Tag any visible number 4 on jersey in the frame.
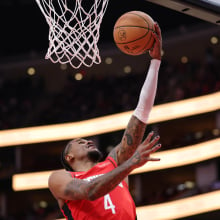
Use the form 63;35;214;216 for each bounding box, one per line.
104;194;116;214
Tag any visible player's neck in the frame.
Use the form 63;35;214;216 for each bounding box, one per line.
73;160;97;172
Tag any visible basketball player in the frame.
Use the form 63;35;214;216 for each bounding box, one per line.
48;23;162;220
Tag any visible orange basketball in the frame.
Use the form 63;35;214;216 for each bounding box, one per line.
113;11;155;56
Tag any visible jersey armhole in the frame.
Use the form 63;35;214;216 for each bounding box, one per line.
69;171;75;178
106;156;118;168
107;156;130;189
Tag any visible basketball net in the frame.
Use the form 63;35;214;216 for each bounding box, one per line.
35;0;109;68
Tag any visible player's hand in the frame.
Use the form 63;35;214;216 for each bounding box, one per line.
149;22;162;60
130;131;161;169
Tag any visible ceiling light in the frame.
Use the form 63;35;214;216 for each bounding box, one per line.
27;67;36;76
105;57;112;64
60;64;68;70
124;65;132;73
75;73;83;80
181;56;188;64
210;36;218;44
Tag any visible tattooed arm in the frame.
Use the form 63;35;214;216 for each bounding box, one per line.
48;133;161;206
108;116;147;165
109;23;162;165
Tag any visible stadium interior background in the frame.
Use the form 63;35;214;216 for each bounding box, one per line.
0;0;220;219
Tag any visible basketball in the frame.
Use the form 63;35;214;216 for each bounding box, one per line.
113;11;155;56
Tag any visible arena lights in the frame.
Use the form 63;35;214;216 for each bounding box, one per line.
132;137;220;174
210;36;219;44
181;56;188;64
105;57;113;64
13;170;52;191
136;191;220;220
1;92;220;147
56;191;220;220
123;65;132;73
27;67;36;76
12;137;220;191
60;63;68;70
75;72;83;80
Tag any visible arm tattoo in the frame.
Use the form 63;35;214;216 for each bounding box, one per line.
64;151;140;201
87;161;133;200
64;166;133;201
119;116;146;163
131;151;141;166
64;179;88;200
125;133;133;145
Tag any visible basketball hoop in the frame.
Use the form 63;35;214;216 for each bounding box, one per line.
35;0;109;68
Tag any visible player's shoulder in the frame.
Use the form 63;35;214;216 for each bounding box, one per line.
49;169;72;182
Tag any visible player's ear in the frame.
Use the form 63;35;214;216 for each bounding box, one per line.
65;154;74;162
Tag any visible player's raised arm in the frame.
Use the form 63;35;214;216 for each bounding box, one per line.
109;23;162;165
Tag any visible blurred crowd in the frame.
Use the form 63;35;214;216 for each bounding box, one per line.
0;48;219;130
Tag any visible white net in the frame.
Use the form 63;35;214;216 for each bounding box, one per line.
35;0;109;68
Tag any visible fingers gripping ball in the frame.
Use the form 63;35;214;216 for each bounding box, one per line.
113;11;155;56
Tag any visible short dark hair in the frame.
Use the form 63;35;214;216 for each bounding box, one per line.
61;141;74;171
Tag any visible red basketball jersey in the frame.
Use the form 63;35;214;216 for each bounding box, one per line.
61;156;136;220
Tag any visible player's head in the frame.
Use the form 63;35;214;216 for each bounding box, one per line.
61;138;103;171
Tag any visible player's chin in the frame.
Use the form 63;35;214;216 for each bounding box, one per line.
90;148;101;155
88;149;103;162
